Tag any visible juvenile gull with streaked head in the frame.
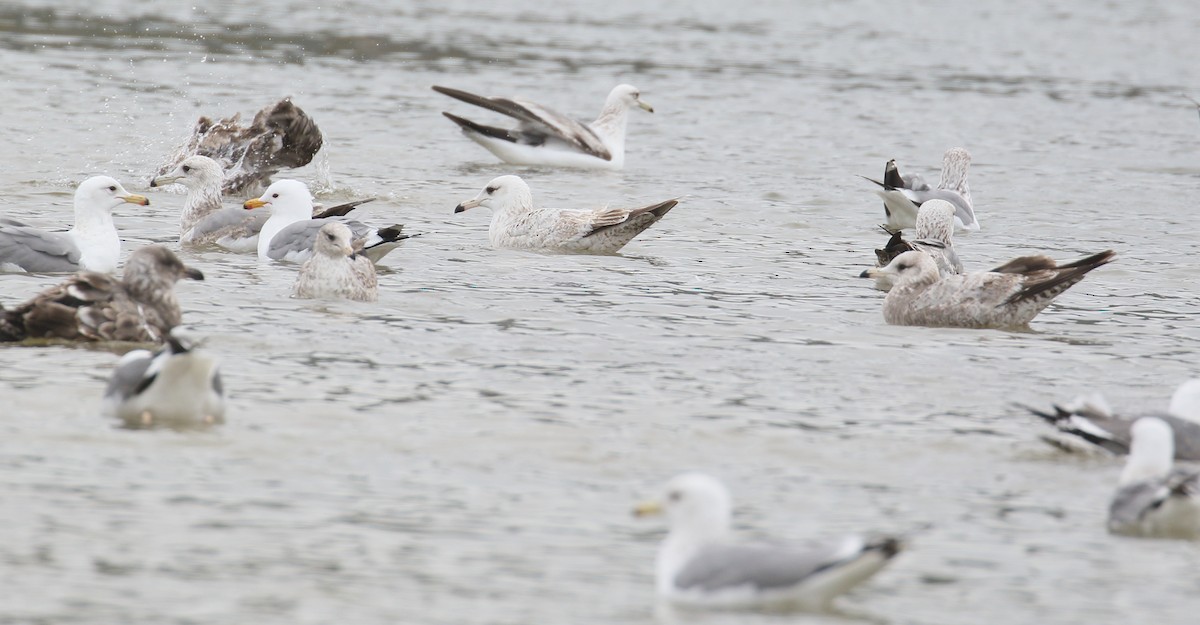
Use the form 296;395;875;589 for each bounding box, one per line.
293;222;378;302
870;199;963;291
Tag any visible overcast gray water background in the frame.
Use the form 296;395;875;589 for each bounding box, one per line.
1;1;1199;623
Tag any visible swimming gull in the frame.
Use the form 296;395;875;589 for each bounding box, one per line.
293;222;379;302
0;245;203;344
154;98;323;195
432;84;653;169
151;155;374;253
454;175;677;254
859;249;1115;328
633;472;901;611
0;176;148;273
1022;379;1200;461
103;331;225;429
870;199;963;291
862;148;978;234
1107;418;1200;539
244;180;414;264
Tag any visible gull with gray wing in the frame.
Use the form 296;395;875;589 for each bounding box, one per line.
103;331;225;429
293;222;378;302
862;147;978;234
870;199;963;291
1108;417;1200;539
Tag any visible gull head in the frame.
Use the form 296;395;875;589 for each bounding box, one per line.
123;244;205;289
914;200;956;244
1119;417;1175;486
314;222;356;259
1169;379;1200;422
455;175;532;214
76;176;149;214
859;250;939;287
633;472;732;541
243;179;313;219
609;84;654;113
151;155;224;192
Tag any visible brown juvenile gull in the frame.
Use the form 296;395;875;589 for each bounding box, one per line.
859;248;1115;328
102;331;225;429
293;222;378;302
0;245;204;344
1107;418;1200;539
870;199;963;291
154;98;323;196
150;155;374;253
432;84;653;169
633;472;902;611
244;180;413;263
861;147;978;234
1022;379;1200;461
0;176;148;273
454;175;677;254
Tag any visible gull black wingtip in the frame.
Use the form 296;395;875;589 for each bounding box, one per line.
184;267;205;281
858;269;872;278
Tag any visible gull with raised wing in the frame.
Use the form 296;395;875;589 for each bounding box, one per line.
862;148;978;234
869;199;963;291
0;176;148;273
433;84;654;169
103;331;225;429
455;175;676;254
633;472;902;611
1108;417;1200;539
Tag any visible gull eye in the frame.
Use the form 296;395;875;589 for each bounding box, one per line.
107;185;117;192
181;165;191;173
325;232;336;241
898;262;910;270
485;186;498;194
272;193;279;199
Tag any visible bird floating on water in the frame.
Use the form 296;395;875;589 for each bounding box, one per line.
103;330;225;430
293;222;379;302
869;199;963;291
861;148;978;234
1107;417;1200;539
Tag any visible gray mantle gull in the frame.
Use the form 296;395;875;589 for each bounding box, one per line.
454;175;677;254
0;176;148;273
151;155;374;253
860;249;1114;328
1108;418;1200;539
633;472;901;611
870;199;963;291
433;84;653;169
862;147;978;235
154;98;323;196
1023;379;1200;461
103;331;225;430
244;180;414;264
293;222;378;302
0;245;203;344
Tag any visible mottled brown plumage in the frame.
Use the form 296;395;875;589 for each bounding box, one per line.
0;246;204;344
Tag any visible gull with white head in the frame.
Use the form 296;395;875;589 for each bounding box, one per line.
244;180;415;264
862;148;978;234
633;472;902;612
433;84;654;169
1108;418;1200;539
103;330;225;430
455;175;677;254
293;222;378;302
0;176;148;273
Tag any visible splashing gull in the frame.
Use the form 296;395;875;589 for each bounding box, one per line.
1107;418;1200;539
293;222;378;302
0;245;203;344
860;249;1115;328
455;175;676;254
103;331;225;429
633;473;901;611
244;180;415;264
154;98;323;196
862;148;978;234
0;176;148;273
151;155;374;253
1023;379;1200;461
432;84;653;169
870;199;963;291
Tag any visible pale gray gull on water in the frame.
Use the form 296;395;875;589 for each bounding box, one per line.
862;147;978;234
860;248;1114;328
0;245;203;344
869;199;963;291
432;84;653;169
633;472;902;611
0;176;148;273
244;180;415;263
103;331;225;429
1107;417;1200;539
1023;379;1200;461
154;98;324;195
151;155;375;253
455;175;677;254
293;222;378;302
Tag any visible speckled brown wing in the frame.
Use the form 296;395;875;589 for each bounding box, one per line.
1;272;126;342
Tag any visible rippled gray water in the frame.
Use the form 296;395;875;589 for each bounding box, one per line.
2;1;1199;623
